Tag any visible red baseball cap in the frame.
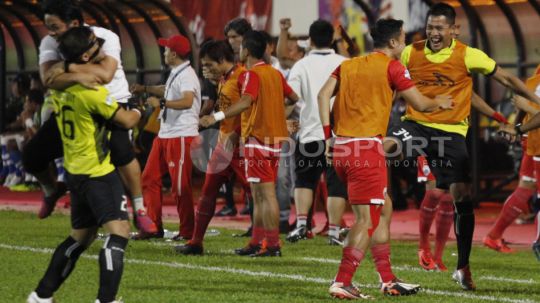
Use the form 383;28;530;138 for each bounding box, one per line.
158;34;191;56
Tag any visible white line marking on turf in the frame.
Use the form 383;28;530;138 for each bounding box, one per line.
479;276;535;284
0;243;536;303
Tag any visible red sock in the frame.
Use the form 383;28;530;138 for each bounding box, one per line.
371;243;396;283
434;193;453;261
335;247;365;286
265;229;280;248
249;227;265;246
190;196;218;246
488;187;533;239
419;189;443;251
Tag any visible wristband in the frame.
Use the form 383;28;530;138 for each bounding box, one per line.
64;61;70;73
515;123;524;135
323;125;332;140
492;112;508;124
160;99;166;109
213;111;226;122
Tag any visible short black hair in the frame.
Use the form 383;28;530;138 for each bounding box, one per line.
42;0;84;24
27;89;44;105
224;18;252;36
309;19;334;48
200;39;235;63
241;30;267;59
370;18;404;49
58;26;94;62
259;31;275;46
427;3;456;25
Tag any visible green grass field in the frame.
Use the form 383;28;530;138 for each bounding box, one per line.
2;210;539;303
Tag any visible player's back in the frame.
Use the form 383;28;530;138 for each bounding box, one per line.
50;85;119;177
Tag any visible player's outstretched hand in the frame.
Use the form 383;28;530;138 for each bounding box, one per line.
280;18;292;31
200;115;217;128
436;95;454;110
497;124;518;144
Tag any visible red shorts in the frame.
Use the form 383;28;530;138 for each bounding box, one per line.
332;138;387;205
242;137;281;183
520;137;536;182
417;156;435;182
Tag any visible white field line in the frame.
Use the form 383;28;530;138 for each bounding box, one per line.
302;257;537;286
1;243;537;303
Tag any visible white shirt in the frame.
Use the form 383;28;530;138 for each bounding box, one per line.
39;26;131;103
158;61;201;138
287;48;346;143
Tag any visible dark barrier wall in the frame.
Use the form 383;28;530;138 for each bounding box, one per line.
0;0;195;130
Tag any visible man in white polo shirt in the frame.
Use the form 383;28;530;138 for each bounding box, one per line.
22;0;158;235
285;20;347;244
132;35;201;240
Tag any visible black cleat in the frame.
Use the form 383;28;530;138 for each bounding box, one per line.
286;226;309;243
533;241;540;261
174;242;203;255
251;246;282;257
381;279;420;296
234;244;261;256
131;228;164;240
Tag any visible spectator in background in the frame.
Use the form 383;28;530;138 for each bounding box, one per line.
224;18;252;61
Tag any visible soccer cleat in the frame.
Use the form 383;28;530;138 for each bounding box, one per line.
174;242;203;255
38;182;68;219
329;282;372;300
418;249;437;271
532;241;540;261
234;243;261;256
452;265;476;291
215;205;237;217
434;259;448;272
328;236;344;246
27;291;54;303
134;209;159;234
131;228;164;240
286;226;312;243
483;236;514;253
380;279;420;296
250;246;282;257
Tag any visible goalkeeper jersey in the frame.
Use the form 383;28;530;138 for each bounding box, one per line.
49;85;120;177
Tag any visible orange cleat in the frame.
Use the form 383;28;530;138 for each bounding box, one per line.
418;249;437;271
483;236;514;253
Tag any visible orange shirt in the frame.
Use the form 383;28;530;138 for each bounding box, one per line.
406;40;472;124
239;62;292;144
218;64;246;135
332;52;414;138
525;74;540;156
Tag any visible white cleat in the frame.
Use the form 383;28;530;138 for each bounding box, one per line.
27;292;54;303
329;282;373;300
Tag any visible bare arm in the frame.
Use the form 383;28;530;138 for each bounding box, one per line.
398;86;452;112
130;83;165;97
492;67;540;106
112;107;141;129
318;77;337;127
200;99;215;117
41;60;102;90
284;91;300;118
513;95;540;116
471;92;495;117
165;91;194;110
276;18;297;69
68;56;118;83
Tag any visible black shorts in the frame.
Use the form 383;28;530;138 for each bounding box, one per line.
295;140;327;191
109;123;135;167
67;171;129;229
326;165;348;199
387;120;470;189
22;117;63;173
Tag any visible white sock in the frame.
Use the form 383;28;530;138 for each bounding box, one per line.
133;196;145;212
296;215;307;228
329;224;340;238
